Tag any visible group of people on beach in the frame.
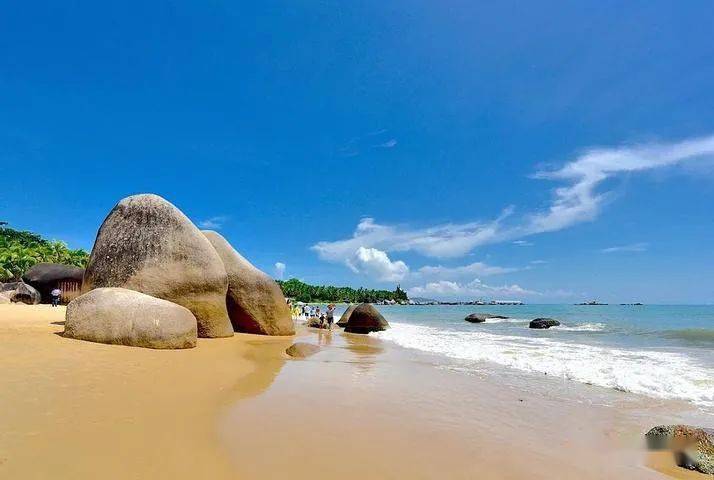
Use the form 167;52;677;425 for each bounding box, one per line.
289;301;336;330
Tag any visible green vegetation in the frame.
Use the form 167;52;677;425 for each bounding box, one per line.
0;222;90;281
277;278;409;304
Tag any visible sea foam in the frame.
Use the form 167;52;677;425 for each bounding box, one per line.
376;322;714;407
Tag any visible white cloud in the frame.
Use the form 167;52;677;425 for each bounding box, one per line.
313;134;714;269
415;261;518;279
526;134;714;234
600;242;649;253
198;216;228;229
346;247;409;282
274;262;286;279
312;209;514;262
408;279;539;299
377;139;397;148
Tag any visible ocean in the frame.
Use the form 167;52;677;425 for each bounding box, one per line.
340;304;714;410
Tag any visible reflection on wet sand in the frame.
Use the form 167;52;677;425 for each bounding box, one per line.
225;334;292;402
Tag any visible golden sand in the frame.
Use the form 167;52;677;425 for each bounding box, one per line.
0;305;704;479
0;304;291;479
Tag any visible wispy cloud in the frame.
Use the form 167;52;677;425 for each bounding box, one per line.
408;279;539;299
525;134;714;234
414;261;518;280
312;209;514;262
315;134;714;268
274;262;286;279
377;139;397;148
512;240;533;246
198;215;228;229
600;242;649;253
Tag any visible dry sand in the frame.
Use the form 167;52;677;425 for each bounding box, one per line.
0;305;705;479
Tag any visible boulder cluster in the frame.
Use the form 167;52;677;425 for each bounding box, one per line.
63;194;294;349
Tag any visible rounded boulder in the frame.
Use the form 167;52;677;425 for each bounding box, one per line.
465;313;509;323
203;230;294;336
286;342;320;358
2;281;41;305
344;303;389;334
64;287;197;349
529;317;560;329
82;194;233;338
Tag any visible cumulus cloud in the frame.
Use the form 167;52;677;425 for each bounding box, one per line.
346;247;409;282
600;242;649;253
274;262;286;279
408;279;539;299
198;216;228;229
313;134;714;270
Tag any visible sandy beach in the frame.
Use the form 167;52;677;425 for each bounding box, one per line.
0;304;707;479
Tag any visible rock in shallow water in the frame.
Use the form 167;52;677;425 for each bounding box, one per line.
646;425;714;475
337;305;356;327
464;313;509;323
286;342;320;358
529;318;560;329
344;303;389;334
64;287;197;349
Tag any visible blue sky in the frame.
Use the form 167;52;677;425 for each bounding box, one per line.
2;1;713;303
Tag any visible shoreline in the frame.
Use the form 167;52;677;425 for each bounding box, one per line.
0;304;708;478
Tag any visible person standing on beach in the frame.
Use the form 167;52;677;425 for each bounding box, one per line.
50;287;61;307
326;304;335;330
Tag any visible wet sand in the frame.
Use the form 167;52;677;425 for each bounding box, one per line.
0;305;707;479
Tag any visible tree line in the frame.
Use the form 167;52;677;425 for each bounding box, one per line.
277;278;409;303
0;222;90;282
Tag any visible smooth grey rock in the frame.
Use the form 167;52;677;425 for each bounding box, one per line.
64;287;197;349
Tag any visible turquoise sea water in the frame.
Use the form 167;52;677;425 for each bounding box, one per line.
335;304;714;408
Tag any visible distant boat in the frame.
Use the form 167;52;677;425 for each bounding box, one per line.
489;300;524;305
576;300;608;305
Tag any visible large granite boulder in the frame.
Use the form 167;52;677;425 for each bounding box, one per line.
344;303;389;334
22;262;84;303
465;313;509;323
203;230;294;336
2;281;41;305
286;342;320;358
64;287;197;349
82;194;233;338
336;305;356;327
646;425;714;475
529;318;560;329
